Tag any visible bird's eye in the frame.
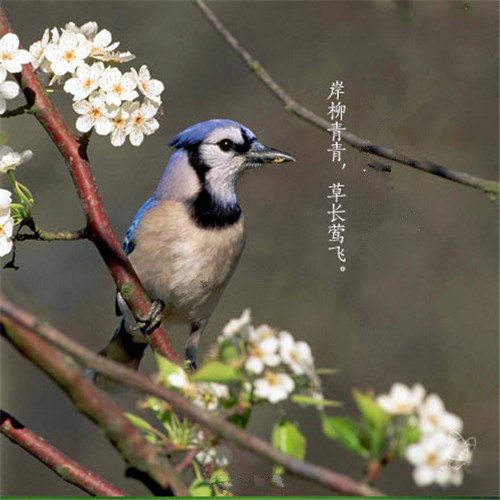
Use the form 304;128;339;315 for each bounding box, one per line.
218;139;233;152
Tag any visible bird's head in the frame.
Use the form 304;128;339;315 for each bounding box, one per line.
168;119;295;204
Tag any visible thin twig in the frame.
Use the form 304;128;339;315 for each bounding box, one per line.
0;409;127;497
0;300;188;496
14;217;88;242
1;103;34;117
0;295;383;497
0;5;180;363
175;448;199;474
195;0;499;198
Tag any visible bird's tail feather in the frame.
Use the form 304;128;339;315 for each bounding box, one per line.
90;320;148;392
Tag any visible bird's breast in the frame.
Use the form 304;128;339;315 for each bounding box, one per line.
129;200;246;323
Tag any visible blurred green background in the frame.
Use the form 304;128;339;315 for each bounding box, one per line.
1;0;498;496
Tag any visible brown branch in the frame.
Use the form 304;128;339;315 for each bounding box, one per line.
0;5;181;364
0;410;127;497
1;103;34;117
0;295;383;497
175;448;199;474
195;0;499;198
14;217;87;242
0;300;188;496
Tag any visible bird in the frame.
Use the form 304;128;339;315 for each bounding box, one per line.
96;119;295;380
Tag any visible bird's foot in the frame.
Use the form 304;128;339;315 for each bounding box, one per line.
135;299;165;335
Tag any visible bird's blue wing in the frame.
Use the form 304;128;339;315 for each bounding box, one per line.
116;197;159;316
123;197;159;255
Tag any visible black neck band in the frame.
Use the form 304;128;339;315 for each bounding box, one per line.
186;146;242;229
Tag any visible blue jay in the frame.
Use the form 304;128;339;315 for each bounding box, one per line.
98;119;294;375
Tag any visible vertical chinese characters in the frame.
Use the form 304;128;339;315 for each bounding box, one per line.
327;81;347;271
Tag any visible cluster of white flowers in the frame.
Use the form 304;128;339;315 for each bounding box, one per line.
29;21;164;146
0;33;31;114
166;368;230;412
194;431;231;468
221;309;321;405
376;383;471;488
0;145;33;257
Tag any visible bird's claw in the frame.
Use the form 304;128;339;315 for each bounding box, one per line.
135;299;165;334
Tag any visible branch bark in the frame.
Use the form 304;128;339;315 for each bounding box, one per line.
0;410;127;497
0;299;188;496
0;295;383;497
195;0;499;198
0;5;181;364
14;217;87;242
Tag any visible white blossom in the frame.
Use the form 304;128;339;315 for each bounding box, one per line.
73;92;113;135
279;331;314;375
245;336;280;374
167;371;189;389
0;68;19;114
376;383;425;415
0;188;12;218
126;101;159;146
249;324;277;344
44;31;91;76
94;50;135;64
0;33;32;74
418;394;463;436
109;102;133;147
89;29;120;60
29;28;51;71
64;21;98;39
0;145;33;174
0;189;14;257
64;62;105;101
132;65;164;105
406;432;464;487
254;370;294;404
222;308;252;338
193;382;229;411
99;67;138;106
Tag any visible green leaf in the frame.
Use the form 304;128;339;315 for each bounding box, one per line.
359;422;386;459
352;390;390;458
271;419;306;466
219;339;240;363
124;413;162;444
191;361;241;383
210;468;230;486
188;479;212;497
352;390;390;429
124;412;156;433
291;394;342;408
155;353;185;381
144;433;157;444
321;415;368;458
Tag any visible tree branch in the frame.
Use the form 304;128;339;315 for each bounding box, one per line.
1;103;34;117
14;217;87;242
0;5;181;364
0;410;127;497
195;0;499;198
0;295;383;497
0;299;188;496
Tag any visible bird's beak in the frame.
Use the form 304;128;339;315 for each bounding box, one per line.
245;140;295;165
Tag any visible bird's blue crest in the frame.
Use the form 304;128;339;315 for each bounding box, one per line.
168;119;256;149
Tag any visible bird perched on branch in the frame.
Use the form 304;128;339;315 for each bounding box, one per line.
96;119;294;379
